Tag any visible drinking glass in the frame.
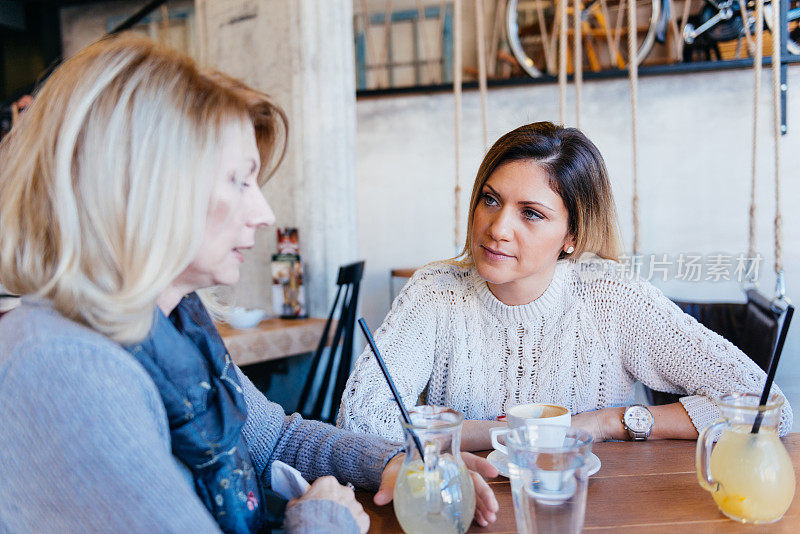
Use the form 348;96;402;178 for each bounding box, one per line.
506;425;593;534
393;406;475;534
696;392;795;523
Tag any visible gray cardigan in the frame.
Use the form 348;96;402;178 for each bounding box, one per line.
0;299;401;533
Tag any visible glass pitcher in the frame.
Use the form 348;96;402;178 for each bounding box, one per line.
393;406;476;534
696;392;796;523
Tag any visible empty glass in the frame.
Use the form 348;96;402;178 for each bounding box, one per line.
507;425;594;534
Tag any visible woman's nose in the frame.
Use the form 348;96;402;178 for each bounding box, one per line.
487;208;513;241
249;189;276;228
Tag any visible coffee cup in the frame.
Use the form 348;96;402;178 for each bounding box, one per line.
491;403;571;454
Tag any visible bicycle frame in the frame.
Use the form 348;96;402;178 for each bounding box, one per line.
684;0;800;44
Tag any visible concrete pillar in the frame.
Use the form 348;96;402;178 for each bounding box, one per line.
197;0;358;317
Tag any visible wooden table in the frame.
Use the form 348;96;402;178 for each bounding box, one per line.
390;268;418;279
217;317;330;366
389;268;419;301
358;434;800;533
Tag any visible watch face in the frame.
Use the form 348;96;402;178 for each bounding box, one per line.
625;406;654;433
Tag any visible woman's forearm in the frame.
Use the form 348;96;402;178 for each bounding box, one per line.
463;402;698;452
461;419;508;451
596;402;698;441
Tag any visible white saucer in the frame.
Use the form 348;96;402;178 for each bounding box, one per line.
487;450;601;479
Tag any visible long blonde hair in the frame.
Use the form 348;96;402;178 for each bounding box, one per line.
459;122;621;263
0;34;287;344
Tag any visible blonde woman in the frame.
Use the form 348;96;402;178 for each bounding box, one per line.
338;122;792;450
0;35;499;532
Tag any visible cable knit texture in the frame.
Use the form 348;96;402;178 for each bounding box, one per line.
0;299;400;533
338;259;792;441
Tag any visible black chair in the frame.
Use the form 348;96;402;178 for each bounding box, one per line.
296;261;364;423
645;289;794;405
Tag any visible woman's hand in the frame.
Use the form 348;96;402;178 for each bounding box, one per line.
461;451;500;526
374;452;500;527
288;475;369;534
373;453;404;506
570;408;624;442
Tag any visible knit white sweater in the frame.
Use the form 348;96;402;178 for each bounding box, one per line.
338;259;792;441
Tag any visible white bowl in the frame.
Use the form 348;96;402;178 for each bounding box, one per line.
223;307;266;329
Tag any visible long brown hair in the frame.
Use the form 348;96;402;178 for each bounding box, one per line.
460;122;621;262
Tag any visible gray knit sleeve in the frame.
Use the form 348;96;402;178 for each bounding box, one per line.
236;367;403;492
0;338;221;533
283;499;360;534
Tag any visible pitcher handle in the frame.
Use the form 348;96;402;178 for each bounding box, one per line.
696;420;727;493
423;440;441;514
491;427;510;456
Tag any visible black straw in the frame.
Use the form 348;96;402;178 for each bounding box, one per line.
357;318;425;459
751;305;794;434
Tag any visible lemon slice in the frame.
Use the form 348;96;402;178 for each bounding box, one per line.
404;467;443;498
715;489;747;518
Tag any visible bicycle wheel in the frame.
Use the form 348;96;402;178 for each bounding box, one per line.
764;3;800;55
507;0;661;77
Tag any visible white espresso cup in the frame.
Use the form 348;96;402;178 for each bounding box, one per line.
491;403;571;455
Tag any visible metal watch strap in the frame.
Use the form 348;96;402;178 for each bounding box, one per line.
622;408;651;441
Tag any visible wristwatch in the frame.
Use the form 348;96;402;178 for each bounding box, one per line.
622;404;654;441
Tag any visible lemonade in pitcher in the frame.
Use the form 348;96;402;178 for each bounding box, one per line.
697;393;796;523
393;406;476;534
394;456;475;534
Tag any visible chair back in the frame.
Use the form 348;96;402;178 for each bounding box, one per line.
296;261;364;423
645;290;794;405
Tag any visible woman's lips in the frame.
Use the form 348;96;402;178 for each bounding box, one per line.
232;244;253;263
481;245;514;261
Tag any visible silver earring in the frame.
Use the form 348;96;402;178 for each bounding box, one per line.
566;246;575;254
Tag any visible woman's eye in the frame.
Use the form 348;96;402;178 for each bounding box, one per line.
523;208;543;221
231;174;251;190
482;193;498;206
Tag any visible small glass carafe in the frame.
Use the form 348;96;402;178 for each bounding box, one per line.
393;406;476;534
696;392;795;523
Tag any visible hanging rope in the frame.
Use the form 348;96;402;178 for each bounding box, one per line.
737;0;755;57
559;0;569;124
679;0;694;59
488;0;508;78
475;0;490;150
437;0;448;65
359;2;382;87
160;4;170;46
195;0;208;65
574;0;583;129
537;0;556;73
415;0;438;83
748;0;763;260
454;0;463;252
382;0;394;88
771;0;784;293
628;0;640;255
666;0;683;62
598;0;622;68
